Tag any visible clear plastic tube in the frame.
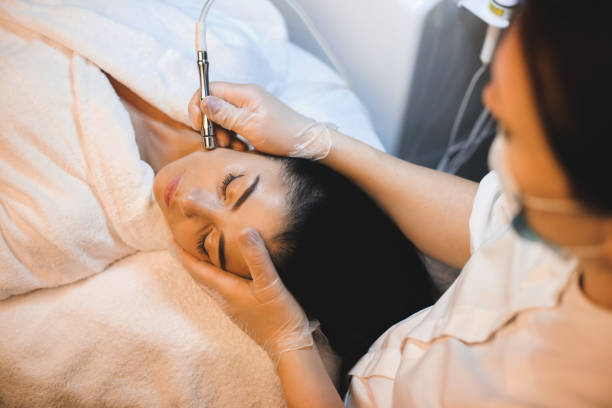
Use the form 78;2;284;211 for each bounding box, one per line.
195;0;215;52
195;0;350;88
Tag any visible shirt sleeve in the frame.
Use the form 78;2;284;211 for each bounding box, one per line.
468;171;514;254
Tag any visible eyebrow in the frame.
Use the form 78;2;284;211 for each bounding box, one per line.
220;175;260;270
231;175;260;212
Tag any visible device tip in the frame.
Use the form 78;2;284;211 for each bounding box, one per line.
203;136;215;150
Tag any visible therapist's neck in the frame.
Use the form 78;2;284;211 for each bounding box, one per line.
580;260;612;310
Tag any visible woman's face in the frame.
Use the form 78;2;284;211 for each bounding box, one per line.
482;25;611;259
154;148;288;277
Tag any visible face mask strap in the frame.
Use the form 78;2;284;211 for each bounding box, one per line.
562;242;608;259
490;129;586;216
489;131;607;260
521;194;585;215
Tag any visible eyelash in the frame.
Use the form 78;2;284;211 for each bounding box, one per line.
220;172;243;199
197;229;210;256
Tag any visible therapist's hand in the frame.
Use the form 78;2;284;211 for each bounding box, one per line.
173;227;315;365
188;83;335;160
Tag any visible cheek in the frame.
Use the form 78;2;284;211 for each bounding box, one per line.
508;137;570;198
169;221;203;260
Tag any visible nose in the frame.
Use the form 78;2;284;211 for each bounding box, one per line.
177;187;221;220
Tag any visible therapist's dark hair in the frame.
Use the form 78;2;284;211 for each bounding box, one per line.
269;157;438;391
516;1;612;213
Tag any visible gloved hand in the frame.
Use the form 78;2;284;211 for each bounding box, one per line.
188;82;336;160
172;227;316;366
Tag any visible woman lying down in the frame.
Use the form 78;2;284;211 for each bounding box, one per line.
110;77;437;389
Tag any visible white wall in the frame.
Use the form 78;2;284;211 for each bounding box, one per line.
270;0;444;153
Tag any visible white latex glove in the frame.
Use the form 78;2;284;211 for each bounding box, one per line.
172;228;316;365
188;82;336;160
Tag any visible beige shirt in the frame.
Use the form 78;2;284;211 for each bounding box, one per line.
347;172;612;407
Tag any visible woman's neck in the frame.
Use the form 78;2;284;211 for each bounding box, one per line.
580;260;612;310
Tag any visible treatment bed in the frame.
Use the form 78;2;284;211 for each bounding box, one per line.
0;0;382;406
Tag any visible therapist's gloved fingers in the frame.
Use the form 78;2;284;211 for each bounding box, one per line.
209;82;263;109
189;84;259;130
196;82;331;160
188;88;237;137
238;229;284;301
200;96;256;136
188;92;238;150
188;89;203;131
175;241;245;303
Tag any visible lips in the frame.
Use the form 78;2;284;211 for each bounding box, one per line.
164;173;183;208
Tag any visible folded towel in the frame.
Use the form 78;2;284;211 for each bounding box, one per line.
0;20;170;300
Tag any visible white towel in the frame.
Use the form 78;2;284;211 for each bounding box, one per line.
0;0;382;299
0;250;284;407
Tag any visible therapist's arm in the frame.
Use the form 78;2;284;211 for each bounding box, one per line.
190;83;477;269
175;233;344;408
322;129;478;269
278;348;345;408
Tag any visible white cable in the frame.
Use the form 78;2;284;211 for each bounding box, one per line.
281;0;352;89
442;108;488;173
480;25;501;64
460;115;494;164
446;111;494;173
437;62;488;171
437;64;487;171
196;0;351;89
452;108;489;155
449;125;492;173
438;21;509;173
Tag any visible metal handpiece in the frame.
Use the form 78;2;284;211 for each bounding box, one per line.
197;50;215;149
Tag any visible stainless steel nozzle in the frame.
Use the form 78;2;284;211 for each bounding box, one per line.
197;50;215;150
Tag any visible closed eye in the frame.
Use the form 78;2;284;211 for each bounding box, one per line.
220;173;244;200
196;173;242;263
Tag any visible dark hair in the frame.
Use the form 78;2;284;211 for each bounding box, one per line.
268;157;437;390
516;1;612;214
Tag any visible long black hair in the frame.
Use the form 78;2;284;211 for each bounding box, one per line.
516;1;612;214
268;157;437;390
